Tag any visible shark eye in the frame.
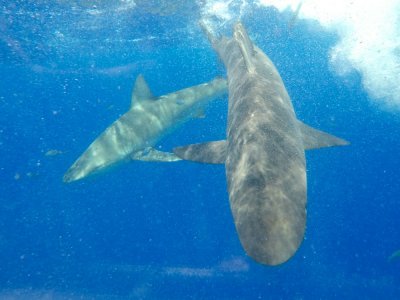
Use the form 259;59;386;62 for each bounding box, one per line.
176;99;185;105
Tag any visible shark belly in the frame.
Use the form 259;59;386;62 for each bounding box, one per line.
226;76;306;266
220;24;307;265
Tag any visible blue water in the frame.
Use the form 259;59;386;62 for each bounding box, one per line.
1;2;400;299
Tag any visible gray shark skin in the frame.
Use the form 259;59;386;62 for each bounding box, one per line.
63;76;227;183
174;22;349;266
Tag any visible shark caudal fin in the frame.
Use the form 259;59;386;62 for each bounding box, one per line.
297;121;349;150
199;20;219;48
173;140;226;164
131;74;155;107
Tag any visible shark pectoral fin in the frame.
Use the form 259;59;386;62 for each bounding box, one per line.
173;140;227;164
297;120;350;150
131;74;155;107
131;147;181;162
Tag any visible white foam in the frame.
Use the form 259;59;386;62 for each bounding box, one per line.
202;0;400;108
199;0;249;32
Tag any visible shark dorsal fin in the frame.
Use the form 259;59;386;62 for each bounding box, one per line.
131;74;154;108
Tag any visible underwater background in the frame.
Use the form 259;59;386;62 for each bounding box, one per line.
1;1;400;299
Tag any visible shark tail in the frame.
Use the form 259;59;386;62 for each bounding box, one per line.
200;20;219;49
234;22;256;73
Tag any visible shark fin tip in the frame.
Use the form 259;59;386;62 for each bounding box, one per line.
131;74;154;107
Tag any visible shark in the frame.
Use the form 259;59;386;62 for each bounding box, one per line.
173;22;349;266
63;75;227;183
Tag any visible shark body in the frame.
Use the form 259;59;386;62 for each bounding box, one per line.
63;76;227;183
174;22;348;265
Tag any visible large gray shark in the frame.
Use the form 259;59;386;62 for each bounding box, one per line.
63;75;227;183
174;22;349;266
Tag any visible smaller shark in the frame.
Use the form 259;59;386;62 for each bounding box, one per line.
63;75;227;183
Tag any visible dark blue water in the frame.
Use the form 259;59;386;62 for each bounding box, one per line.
1;2;399;299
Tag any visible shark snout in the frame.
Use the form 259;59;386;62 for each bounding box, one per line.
63;166;82;183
